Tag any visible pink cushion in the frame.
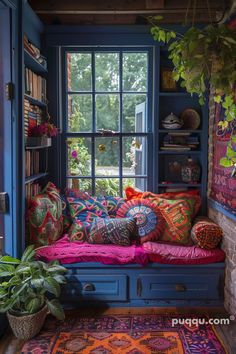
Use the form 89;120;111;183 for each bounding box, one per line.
143;242;225;265
36;235;148;265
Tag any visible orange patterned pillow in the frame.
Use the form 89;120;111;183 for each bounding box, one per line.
191;217;223;249
141;192;194;245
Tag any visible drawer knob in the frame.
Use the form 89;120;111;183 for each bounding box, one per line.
83;283;95;292
175;284;186;292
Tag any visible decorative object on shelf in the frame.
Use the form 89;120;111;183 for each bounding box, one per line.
162;133;199;151
162;112;183;129
0;245;66;340
161;67;177;91
149;17;236;167
181;158;200;183
180;109;200;130
27;121;58;147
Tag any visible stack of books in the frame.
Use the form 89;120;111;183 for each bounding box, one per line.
24;35;47;69
24;99;43;137
161;132;199;151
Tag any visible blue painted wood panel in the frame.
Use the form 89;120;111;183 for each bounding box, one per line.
63;274;127;301
135;274;219;300
61;262;225;307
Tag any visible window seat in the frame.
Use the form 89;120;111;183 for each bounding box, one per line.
36;236;225;307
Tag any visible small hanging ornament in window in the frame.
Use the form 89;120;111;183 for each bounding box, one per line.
98;144;106;152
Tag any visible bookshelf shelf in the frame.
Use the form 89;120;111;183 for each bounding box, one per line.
158;150;201;155
159;129;202;133
25;145;51;150
24;49;47;74
25;172;49;184
159;92;190;97
24;94;47;108
158;183;201;188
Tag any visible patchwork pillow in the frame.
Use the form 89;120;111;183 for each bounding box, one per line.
88;217;136;246
140;192;194;245
68;220;91;242
26;182;63;247
67;196;109;222
116;199;165;244
191;217;223;249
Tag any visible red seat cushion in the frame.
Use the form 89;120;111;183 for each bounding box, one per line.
143;241;225;265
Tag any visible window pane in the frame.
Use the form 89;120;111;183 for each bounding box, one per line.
123;136;147;176
95;137;120;176
67;178;92;194
67;53;92;92
67;94;92;132
96;94;119;131
67;138;92;176
95;178;119;196
122;178;147;195
123;52;148;92
95;53;119;92
123;94;147;132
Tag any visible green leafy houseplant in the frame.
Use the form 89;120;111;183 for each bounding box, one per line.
150;18;236;168
0;245;67;338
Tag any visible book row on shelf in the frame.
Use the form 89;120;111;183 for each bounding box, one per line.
24;98;44;137
25;150;40;177
24;67;47;103
25;182;42;200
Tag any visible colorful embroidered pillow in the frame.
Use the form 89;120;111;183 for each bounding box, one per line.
88;217;136;246
67;196;109;223
191;217;223;249
27;182;63;247
116;199;165;244
125;187;201;219
97;196;125;218
68;220;91;242
139;192;194;245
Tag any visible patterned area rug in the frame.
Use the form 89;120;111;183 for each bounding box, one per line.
21;313;226;354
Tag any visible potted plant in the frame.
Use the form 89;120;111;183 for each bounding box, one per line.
0;245;67;340
149;18;236;167
26;121;58;147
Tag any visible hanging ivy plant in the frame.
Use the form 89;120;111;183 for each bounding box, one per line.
149;18;236;168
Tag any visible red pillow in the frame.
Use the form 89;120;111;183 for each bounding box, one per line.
116;199;165;244
143;242;226;265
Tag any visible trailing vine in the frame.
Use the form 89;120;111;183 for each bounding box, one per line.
149;17;236;168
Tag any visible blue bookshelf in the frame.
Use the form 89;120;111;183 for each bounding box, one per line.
157;46;208;214
24;94;47;108
25;172;49;184
24;49;47;75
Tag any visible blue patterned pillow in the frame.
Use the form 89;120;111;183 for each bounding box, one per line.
88;217;136;246
67;196;109;223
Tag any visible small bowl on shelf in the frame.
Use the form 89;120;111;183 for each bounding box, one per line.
162;112;183;130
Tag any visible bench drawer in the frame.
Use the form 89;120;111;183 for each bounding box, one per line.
63;274;128;301
136;274;220;300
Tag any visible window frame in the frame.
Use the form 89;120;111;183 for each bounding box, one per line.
61;46;154;196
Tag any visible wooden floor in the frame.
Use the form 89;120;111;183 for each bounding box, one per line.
0;307;235;354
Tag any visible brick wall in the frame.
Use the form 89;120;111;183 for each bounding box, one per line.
208;208;236;315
